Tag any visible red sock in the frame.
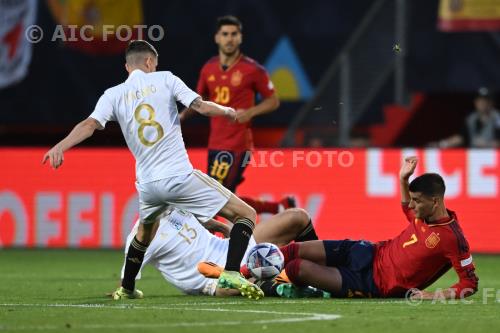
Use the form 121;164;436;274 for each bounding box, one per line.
240;264;252;278
285;259;306;287
241;196;280;214
280;243;300;265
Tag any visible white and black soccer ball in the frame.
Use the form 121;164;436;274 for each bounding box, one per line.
246;242;284;280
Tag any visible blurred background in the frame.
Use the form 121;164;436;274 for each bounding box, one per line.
1;0;499;251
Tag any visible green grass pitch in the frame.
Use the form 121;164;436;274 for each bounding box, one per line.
1;249;499;333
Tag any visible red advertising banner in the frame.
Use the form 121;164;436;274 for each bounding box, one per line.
0;148;499;252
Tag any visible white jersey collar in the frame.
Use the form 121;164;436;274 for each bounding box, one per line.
126;69;146;81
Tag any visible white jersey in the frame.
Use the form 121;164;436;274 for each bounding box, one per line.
122;208;255;295
89;70;199;183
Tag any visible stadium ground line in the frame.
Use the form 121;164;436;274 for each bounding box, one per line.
0;298;409;308
0;303;341;330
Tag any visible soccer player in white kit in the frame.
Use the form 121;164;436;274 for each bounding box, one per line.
42;40;262;300
121;207;318;296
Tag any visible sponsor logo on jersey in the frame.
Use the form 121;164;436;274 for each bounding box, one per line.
208;74;216;82
169;216;183;231
168;209;189;230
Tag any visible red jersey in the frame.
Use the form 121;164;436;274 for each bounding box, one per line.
196;54;275;152
372;204;478;298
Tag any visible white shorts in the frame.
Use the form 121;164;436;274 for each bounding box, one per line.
136;169;232;223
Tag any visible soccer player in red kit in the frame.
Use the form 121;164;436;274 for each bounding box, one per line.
278;156;479;300
180;16;300;217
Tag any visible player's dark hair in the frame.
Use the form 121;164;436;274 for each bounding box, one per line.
409;173;446;198
216;15;243;32
125;40;158;64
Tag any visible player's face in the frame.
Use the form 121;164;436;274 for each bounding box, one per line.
215;25;242;56
408;192;438;220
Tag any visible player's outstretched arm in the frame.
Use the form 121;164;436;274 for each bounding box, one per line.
409;284;476;300
178;107;198;122
189;97;236;121
399;156;417;203
42;117;101;169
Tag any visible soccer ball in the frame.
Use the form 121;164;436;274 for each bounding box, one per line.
246;242;284;280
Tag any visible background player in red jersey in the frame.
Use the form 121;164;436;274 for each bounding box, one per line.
276;156;479;300
181;16;300;216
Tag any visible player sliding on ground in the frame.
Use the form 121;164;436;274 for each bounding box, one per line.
42;40;264;300
120;208;320;297
278;157;478;300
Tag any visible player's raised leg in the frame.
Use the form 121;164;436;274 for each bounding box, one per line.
253;208;318;246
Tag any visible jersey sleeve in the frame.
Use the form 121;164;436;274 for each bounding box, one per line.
196;66;209;98
89;92;115;129
443;228;479;298
401;202;416;223
167;72;200;108
253;65;275;99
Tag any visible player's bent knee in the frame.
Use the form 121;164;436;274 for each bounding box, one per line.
226;194;257;222
288;208;310;224
239;203;257;222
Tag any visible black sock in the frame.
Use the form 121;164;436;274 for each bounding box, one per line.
122;236;148;291
225;217;254;271
257;280;280;297
294;220;318;242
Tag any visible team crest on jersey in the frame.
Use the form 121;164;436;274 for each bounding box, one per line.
231;70;243;86
208;74;215;82
425;232;440;248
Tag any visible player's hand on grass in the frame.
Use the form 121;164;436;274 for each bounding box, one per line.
42;146;64;169
399;156;418;181
409;289;437;300
235;108;253;123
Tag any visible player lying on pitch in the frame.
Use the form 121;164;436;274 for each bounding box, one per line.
118;208;320;297
275;157;478;300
